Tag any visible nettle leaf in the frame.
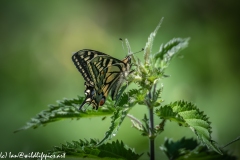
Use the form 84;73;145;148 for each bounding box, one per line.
15;96;115;132
117;89;139;107
160;138;237;160
185;146;237;160
160;137;198;159
98;140;143;160
127;114;143;132
98;108;130;146
45;139;142;160
153;37;190;71
156;100;222;154
144;18;164;65
115;83;129;105
154;37;190;62
46;139;99;159
145;81;163;107
156;105;185;124
98;89;139;146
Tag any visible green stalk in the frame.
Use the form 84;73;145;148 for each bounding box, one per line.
149;106;155;160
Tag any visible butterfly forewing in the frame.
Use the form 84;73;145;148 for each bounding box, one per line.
72;50;107;86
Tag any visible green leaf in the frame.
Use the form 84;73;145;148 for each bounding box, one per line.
15;96;115;132
153;37;190;70
117;89;139;107
98;89;139;146
97;108;130;146
185;146;237;160
156;105;185;124
160;137;198;159
141;114;151;137
160;138;237;160
98;140;143;160
127;114;143;132
45;139;142;160
144;18;164;65
114;82;133;106
145;81;163;107
45;139;99;160
156;101;222;154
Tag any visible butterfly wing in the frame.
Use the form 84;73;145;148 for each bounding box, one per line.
72;50;108;109
98;56;131;100
79;82;97;109
72;49;131;110
72;49;108;86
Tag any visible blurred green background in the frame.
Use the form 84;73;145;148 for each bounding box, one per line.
0;1;239;159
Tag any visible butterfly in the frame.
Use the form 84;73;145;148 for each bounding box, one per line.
72;49;133;110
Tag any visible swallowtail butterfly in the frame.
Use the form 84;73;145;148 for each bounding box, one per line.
72;49;132;110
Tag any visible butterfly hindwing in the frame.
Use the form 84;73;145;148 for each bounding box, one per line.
79;82;107;110
100;61;128;99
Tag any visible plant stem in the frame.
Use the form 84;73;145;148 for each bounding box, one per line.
149;106;155;160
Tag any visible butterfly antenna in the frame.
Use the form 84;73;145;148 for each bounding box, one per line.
129;48;144;56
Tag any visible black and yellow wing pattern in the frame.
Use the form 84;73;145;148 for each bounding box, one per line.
72;49;132;110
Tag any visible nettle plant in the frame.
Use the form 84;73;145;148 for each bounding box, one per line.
16;20;237;160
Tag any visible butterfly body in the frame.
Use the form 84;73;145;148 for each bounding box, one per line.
72;49;132;110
